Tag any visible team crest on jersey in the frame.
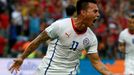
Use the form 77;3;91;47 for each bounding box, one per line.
83;38;89;46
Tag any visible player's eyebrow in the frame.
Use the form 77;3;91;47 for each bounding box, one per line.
130;15;134;18
129;13;134;19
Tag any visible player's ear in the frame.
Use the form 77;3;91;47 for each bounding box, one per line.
80;10;86;16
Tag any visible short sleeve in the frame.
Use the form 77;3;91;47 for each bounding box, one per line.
87;36;98;54
45;21;59;39
118;31;125;43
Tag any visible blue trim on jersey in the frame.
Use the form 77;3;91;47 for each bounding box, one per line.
44;39;59;75
69;63;79;75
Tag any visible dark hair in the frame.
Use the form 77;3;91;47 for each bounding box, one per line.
66;5;76;17
76;0;97;15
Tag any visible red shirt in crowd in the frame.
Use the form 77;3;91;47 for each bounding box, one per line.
0;36;7;56
0;12;9;30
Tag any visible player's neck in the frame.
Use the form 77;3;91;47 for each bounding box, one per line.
72;18;87;34
128;29;134;35
77;15;93;26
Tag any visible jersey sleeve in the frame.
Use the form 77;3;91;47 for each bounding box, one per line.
118;31;125;43
45;21;60;39
87;36;98;54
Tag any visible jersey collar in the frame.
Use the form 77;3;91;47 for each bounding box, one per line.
71;18;87;35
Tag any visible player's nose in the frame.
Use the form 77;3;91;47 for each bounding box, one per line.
96;12;100;18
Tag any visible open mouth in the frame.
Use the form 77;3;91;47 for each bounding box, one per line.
93;19;97;23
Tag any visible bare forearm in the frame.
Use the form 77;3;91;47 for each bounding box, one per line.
93;62;112;75
20;30;50;59
20;41;40;59
88;53;112;75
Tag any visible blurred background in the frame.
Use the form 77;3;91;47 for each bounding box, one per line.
0;0;134;75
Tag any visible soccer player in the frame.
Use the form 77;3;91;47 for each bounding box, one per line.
9;0;112;75
118;12;134;75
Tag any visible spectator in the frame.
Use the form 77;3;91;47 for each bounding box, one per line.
0;35;7;57
0;10;10;37
11;3;23;36
8;22;17;56
29;9;40;39
11;40;25;57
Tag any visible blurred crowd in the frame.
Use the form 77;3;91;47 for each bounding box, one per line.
0;0;134;59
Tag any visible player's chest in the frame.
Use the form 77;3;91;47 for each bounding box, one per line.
125;35;134;45
58;30;91;50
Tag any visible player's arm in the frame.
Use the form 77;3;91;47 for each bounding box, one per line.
20;30;50;59
9;20;59;73
87;53;113;75
118;31;125;54
118;42;125;54
9;30;50;73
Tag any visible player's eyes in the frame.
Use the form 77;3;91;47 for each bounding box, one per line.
128;20;134;23
93;10;98;13
129;21;134;24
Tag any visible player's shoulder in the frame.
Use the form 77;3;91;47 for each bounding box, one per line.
53;18;71;24
87;28;96;36
50;18;71;28
87;27;97;39
120;28;128;35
